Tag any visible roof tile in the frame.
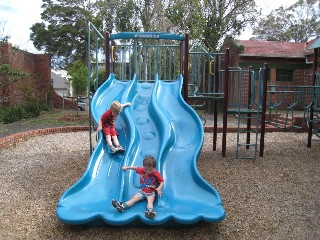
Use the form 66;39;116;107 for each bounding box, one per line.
236;40;313;58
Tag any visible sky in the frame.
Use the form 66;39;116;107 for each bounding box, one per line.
0;0;43;53
0;0;297;54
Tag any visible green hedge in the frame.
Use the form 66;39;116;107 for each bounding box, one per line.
0;103;49;124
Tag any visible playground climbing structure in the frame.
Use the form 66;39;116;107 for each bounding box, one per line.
85;24;320;161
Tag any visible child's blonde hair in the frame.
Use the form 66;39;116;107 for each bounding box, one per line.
110;101;122;115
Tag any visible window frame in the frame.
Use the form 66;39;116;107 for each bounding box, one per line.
276;69;293;82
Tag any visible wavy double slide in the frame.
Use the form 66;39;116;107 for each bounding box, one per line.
56;74;225;226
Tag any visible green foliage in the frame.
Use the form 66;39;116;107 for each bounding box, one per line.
98;0;170;32
252;0;319;42
23;103;44;117
165;0;259;51
115;0;139;32
91;68;107;91
67;60;88;96
0;103;49;124
20;86;38;103
29;0;260;68
0;35;10;43
0;106;26;123
96;0;139;32
0;64;29;87
166;0;205;39
30;0;103;68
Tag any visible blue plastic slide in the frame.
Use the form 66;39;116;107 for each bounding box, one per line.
56;74;225;226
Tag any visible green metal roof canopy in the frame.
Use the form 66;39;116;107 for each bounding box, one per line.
309;36;320;49
110;32;185;41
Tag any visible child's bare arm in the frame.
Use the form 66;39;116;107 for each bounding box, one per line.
122;166;137;171
121;102;132;109
97;119;102;131
155;182;164;196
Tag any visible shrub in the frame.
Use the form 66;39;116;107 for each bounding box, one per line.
24;103;41;117
1;106;27;123
0;103;50;124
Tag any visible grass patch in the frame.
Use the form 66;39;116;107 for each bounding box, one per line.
0;109;90;138
24;110;89;126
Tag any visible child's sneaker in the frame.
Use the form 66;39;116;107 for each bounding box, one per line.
109;146;117;154
145;208;156;219
116;145;125;153
112;199;125;213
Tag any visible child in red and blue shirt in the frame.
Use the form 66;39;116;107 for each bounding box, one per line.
112;156;164;219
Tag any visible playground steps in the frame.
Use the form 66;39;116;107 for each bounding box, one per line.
266;116;305;129
266;116;290;128
233;108;260;160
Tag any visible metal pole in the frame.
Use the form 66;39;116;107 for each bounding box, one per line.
222;48;229;157
213;55;219;151
112;40;116;74
105;32;110;79
183;33;189;100
246;66;253;149
307;48;318;147
88;22;93;154
259;63;268;157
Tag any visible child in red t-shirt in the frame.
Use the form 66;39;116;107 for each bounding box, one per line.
112;156;164;219
97;101;131;153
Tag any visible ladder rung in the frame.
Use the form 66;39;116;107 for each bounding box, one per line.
238;129;258;133
236;115;259;119
237;156;257;160
237;143;257;147
234;106;260;160
228;108;260;114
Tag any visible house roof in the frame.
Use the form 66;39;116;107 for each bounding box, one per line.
51;70;69;90
236;40;313;58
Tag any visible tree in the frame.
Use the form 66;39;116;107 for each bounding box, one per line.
165;0;259;51
95;0;138;32
97;0;170;32
252;0;320;42
1;29;29;105
134;0;170;32
0;19;11;44
0;64;29;88
29;0;260;69
30;0;103;68
90;68;106;92
67;60;88;97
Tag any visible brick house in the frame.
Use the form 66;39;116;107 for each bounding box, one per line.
222;38;316;86
0;42;76;109
221;38;320;111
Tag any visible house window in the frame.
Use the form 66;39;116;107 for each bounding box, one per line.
276;69;293;82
